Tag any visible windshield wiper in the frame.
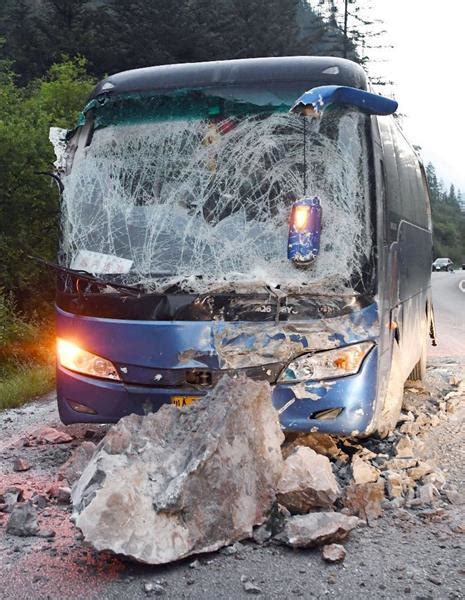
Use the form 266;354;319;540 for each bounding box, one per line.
29;255;145;294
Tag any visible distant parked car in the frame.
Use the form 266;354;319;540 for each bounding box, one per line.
462;262;465;270
432;258;454;272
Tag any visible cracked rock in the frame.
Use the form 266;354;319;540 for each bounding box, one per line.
72;376;284;564
277;446;340;513
275;512;359;548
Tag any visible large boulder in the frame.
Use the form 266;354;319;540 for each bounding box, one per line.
72;376;284;564
277;446;340;513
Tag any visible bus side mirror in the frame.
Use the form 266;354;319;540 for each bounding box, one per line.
290;85;398;117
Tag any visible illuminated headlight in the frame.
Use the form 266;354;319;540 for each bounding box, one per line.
278;342;374;382
57;338;121;381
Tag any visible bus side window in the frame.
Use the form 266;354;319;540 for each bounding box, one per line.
418;163;432;230
379;120;401;242
391;125;429;229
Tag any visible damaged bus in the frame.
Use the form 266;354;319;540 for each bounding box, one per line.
49;56;433;436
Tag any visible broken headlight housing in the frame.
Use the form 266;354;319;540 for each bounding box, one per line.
57;338;121;381
278;341;374;383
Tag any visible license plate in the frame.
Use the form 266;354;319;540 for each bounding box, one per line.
170;395;201;408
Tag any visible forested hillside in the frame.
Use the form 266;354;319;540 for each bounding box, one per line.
426;163;465;264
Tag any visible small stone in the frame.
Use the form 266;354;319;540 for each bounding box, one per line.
351;455;380;485
414;483;438;506
277;446;340;513
343;482;385;523
189;560;200;569
56;487;71;504
275;512;359;548
6;502;40;537
321;543;346;563
35;427;73;444
383;471;403;499
13;458;31;472
407;462;433;482
444;488;465;505
426;575;442;586
37;529;56;539
252;524;272;545
31;494;48;509
395;436;414;458
423;471;446;490
243;581;262;594
221;542;243;555
0;486;24;512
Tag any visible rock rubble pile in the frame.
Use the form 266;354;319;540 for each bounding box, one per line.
1;369;464;571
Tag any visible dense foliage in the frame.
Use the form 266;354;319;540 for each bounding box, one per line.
426;163;465;264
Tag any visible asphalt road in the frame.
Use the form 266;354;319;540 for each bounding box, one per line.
429;271;465;358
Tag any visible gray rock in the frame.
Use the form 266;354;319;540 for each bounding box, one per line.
252;524;272;545
6;502;40;537
0;486;24;512
277;446;340;513
72;376;284;564
275;512;359;548
243;581;262;594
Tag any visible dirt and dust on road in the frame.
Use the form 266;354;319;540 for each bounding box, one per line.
0;272;464;600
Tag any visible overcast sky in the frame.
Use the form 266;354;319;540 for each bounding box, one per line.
368;0;465;192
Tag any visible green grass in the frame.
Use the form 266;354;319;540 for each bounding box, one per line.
0;363;55;410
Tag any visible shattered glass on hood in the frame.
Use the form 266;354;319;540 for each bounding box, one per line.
58;87;372;295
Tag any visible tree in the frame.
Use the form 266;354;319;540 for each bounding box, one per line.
0;58;95;311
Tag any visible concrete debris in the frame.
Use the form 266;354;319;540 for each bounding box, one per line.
58;441;96;484
351;455;380;485
343;482;385;523
72;376;284;564
13;457;31;472
321;543;346;563
275;512;359;548
6;502;40;537
277;446;340;513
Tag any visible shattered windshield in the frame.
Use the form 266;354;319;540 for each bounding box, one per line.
60;84;373;295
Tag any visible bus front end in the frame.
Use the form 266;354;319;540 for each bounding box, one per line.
54;57;381;436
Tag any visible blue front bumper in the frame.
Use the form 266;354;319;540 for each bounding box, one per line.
56;305;379;436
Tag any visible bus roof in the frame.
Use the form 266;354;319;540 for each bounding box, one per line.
90;56;367;99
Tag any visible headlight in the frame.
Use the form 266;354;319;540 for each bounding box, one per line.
57;338;121;381
278;341;374;382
